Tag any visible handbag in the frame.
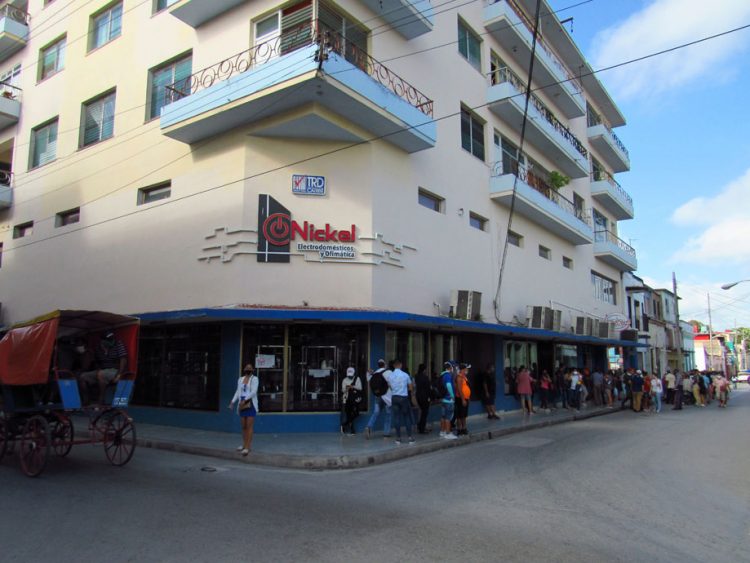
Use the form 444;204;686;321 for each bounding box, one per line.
239;398;253;411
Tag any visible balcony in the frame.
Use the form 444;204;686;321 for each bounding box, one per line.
590;170;633;220
490;160;593;245
587;122;630;172
168;0;247;28
484;0;584;119
488;68;588;179
0;170;12;209
0;83;20;130
358;0;433;39
0;3;28;63
160;21;435;153
594;230;637;271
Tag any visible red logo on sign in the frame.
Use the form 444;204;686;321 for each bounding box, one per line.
263;213;292;246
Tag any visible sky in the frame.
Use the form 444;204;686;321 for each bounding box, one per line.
548;0;750;331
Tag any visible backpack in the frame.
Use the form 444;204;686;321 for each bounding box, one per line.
369;369;388;397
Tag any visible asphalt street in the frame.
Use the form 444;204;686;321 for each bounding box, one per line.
2;388;749;563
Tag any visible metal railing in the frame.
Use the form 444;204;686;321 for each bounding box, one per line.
594;230;636;257
0;169;12;186
591;169;632;207
0;3;30;25
587;108;629;159
490;66;588;159
165;19;433;117
495;0;581;94
492;157;592;227
0;81;21;101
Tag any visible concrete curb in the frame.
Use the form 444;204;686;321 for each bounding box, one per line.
134;407;621;470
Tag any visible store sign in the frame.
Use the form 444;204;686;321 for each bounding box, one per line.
292;174;326;196
257;194;356;263
605;313;631;331
255;354;276;369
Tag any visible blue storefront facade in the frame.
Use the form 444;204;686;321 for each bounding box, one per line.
126;307;641;433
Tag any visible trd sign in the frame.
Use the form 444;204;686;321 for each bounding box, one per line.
257;194;356;263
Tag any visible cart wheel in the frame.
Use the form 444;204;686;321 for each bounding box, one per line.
0;418;7;463
19;415;51;478
91;409;115;442
51;416;74;457
103;411;136;467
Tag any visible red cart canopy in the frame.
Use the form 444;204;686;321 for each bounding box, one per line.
0;310;139;386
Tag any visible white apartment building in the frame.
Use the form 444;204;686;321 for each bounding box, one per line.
0;0;638;432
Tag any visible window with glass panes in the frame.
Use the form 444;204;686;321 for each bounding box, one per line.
155;0;179;12
90;2;122;51
149;54;192;119
81;91;116;147
418;188;443;212
469;212;487;231
591;271;617;305
39;36;65;80
458;20;481;71
30;119;58;168
461;107;484;161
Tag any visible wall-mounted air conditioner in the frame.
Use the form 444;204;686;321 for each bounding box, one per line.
527;306;562;331
450;290;482;320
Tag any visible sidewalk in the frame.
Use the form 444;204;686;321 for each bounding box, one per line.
130;404;621;470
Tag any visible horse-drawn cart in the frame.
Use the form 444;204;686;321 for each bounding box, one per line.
0;310;139;477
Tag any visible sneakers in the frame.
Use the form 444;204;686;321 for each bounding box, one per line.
236;446;244;452
439;431;446;438
408;437;415;444
240;448;249;456
444;433;458;440
394;440;402;445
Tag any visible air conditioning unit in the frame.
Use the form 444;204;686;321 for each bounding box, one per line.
598;321;615;339
527;306;563;331
575;316;587;335
621;329;638;341
450;290;482;320
589;318;599;337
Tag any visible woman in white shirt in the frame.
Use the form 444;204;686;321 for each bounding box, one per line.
228;363;259;455
340;367;363;435
650;374;663;414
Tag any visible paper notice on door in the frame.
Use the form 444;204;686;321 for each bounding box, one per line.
255;354;276;369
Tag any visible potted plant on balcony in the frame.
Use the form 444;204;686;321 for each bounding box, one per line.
549;170;570;190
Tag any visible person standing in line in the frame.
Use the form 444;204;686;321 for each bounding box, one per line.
228;363;259;456
621;368;633;410
631;370;644;413
364;359;393;439
481;363;500;420
692;374;703;406
454;363;472;435
340;367;362;435
414;363;432;434
539;370;552;412
555;368;567;409
603;371;614;408
650;373;663;413
672;370;683;410
516;367;535;415
387;360;415;445
592;369;604;407
438;362;458;440
664;370;675;404
642;371;652;412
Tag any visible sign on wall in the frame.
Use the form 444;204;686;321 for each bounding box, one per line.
292;174;326;196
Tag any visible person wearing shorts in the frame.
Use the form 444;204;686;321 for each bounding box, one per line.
229;364;259;456
439;362;457;440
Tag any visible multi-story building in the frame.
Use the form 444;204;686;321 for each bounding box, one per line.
0;0;638;432
680;320;695;371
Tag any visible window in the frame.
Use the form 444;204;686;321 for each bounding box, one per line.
89;2;123;51
13;221;33;239
138;182;171;205
39;36;66;81
0;63;21;98
573;192;586;221
469;212;487;231
81;90;116;147
461;107;484;161
148;53;192;120
507;230;522;247
593;208;608;233
256;13;280;41
592;271;617;305
458;20;481;71
538;245;551;260
563;256;573;269
55;208;80;227
30;119;58;168
154;0;178;12
418;188;443;213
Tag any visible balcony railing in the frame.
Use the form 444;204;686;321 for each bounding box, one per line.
492;0;581;93
591;169;632;206
490;66;588;159
492;157;592;226
165;19;433;118
0;3;29;25
0;81;21;101
588;109;629;159
595;230;636;256
0;169;12;186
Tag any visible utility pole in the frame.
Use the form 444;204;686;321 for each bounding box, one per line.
673;272;683;372
707;292;714;371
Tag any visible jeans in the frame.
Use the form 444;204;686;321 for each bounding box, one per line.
653;391;662;413
417;398;430;432
366;396;392;435
391;395;413;440
673;388;683;409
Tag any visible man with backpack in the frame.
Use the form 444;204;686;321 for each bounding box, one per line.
364;359;392;439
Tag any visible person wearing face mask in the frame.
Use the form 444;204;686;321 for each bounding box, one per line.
77;332;128;404
229;364;259;455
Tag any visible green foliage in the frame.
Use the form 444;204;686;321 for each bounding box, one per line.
548;170;570;190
